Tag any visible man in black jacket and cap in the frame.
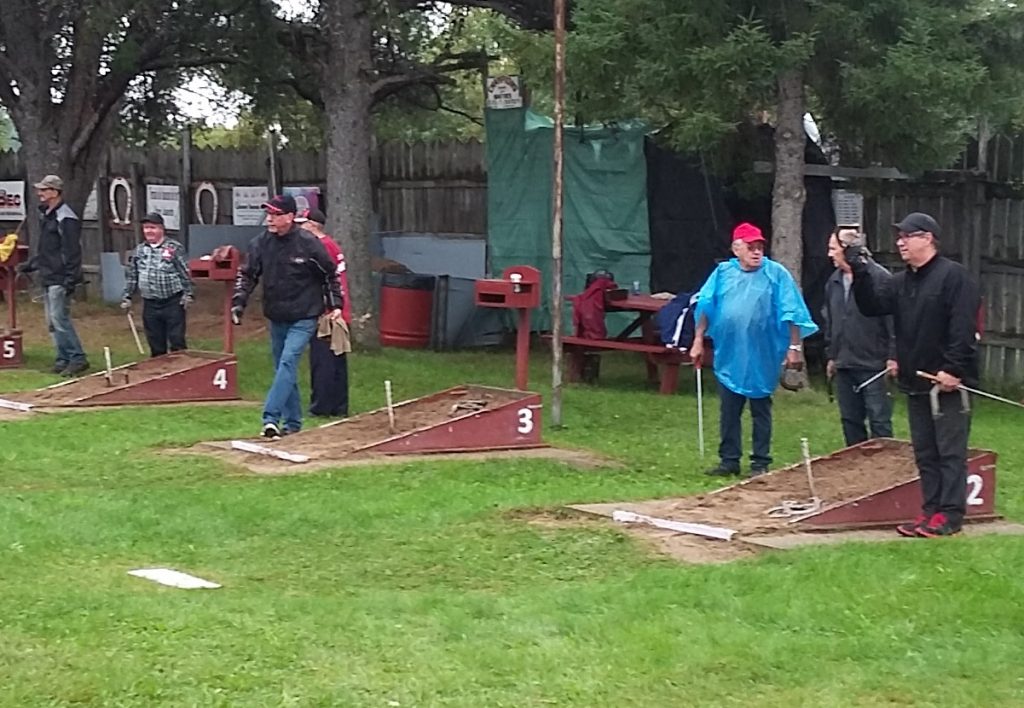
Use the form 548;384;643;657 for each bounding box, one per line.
18;175;89;376
843;213;980;538
231;194;344;438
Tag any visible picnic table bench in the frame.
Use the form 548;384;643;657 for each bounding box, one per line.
546;291;707;394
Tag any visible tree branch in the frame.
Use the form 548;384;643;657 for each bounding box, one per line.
370;51;492;103
396;0;561;30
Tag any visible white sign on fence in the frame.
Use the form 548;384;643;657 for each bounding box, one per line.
0;180;26;220
485;75;523;110
145;184;181;230
232;186;268;226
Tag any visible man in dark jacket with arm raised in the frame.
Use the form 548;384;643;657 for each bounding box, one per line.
231;194;344;438
842;213;980;538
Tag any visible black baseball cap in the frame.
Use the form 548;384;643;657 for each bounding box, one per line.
141;212;164;225
261;194;297;215
893;212;941;238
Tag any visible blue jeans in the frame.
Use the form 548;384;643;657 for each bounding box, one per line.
42;285;86;365
718;382;772;471
264;318;317;432
835;368;894;446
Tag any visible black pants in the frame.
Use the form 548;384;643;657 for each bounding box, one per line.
143;293;187;356
835;368;894;446
718;383;772;471
309;334;349;417
906;392;972;525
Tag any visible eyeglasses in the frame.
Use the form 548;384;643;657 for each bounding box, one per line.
896;231;927;241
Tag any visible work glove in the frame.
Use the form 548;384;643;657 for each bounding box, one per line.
837;228;871;266
230;305;243;325
120;297;132;310
180;293;194;310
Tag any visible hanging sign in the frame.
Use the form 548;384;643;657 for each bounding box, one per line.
232;186;268;226
0;181;25;220
486;75;523;110
145;184;181;230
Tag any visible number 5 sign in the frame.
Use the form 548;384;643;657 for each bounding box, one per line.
0;333;23;368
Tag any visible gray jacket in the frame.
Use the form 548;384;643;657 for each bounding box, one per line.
823;265;895;371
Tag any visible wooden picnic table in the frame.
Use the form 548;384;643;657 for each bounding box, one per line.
551;291;697;394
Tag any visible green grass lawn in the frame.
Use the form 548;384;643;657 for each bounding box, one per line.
1;341;1023;707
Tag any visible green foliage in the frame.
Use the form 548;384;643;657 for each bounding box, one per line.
0;106;17;150
570;0;1024;172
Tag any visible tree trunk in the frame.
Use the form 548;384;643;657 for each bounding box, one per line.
321;0;379;349
9;99;117;252
770;68;806;285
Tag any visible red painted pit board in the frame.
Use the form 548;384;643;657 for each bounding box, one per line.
794;440;997;530
357;385;544;455
24;350;238;407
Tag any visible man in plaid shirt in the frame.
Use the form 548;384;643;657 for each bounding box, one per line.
121;212;194;356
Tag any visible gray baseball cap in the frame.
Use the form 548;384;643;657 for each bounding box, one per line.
33;175;64;191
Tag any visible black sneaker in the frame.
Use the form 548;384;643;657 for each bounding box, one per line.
281;428;300;436
749;466;769;477
61;360;90;377
50;361;69;374
705;466;741;477
896;514;929;538
262;423;282;439
917;512;962;538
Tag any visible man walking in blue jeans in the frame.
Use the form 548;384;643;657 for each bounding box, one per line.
689;223;818;477
17;175;89;376
824;228;896;445
231;195;344;438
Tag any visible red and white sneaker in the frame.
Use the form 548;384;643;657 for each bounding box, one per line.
896;514;929;537
917;512;962;538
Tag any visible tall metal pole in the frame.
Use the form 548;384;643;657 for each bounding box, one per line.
267;129;279;196
180;125;192;251
550;0;566;426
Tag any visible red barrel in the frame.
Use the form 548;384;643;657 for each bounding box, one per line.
379;272;435;348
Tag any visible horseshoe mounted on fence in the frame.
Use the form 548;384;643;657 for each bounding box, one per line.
194;181;218;225
108;177;132;226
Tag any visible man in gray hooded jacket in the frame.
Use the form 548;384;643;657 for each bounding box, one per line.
823;228;896;446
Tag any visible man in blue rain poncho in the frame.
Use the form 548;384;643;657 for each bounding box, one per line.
688;223;818;477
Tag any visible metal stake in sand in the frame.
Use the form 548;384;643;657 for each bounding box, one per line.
384;379;396;434
126;311;145;354
768;437;823;518
695;363;705;458
800;437;819;499
103;346;113;386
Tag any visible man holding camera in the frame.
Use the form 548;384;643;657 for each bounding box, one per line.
842;213;980;537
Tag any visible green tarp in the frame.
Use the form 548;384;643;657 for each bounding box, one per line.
486;107;650;330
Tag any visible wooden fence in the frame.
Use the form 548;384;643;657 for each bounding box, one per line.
0;139;488;266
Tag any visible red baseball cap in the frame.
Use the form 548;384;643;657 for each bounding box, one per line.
732;222;765;243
